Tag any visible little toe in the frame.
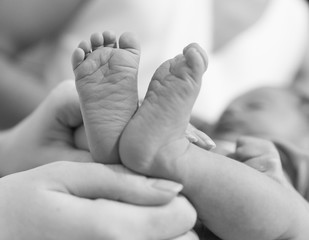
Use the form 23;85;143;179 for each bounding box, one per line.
71;48;85;70
119;32;140;53
103;31;117;48
183;43;208;76
90;32;104;51
78;40;91;56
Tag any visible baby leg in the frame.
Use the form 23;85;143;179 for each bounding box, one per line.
120;43;208;179
119;48;300;240
72;31;140;164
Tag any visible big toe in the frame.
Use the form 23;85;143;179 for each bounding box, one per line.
183;43;208;76
119;32;140;53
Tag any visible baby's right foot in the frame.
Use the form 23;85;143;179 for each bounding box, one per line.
72;31;140;164
120;43;208;180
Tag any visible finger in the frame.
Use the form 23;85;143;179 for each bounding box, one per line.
244;156;290;186
186;123;216;150
170;231;199;240
83;195;197;240
38;162;183;206
244;157;278;172
44;194;196;240
36;80;83;129
55;148;94;163
235;136;279;162
30;81;83;139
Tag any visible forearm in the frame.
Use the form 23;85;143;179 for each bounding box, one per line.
176;144;309;240
0;55;49;128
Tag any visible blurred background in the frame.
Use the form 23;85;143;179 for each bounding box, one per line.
0;0;308;129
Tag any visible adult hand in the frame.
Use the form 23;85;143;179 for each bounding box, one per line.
0;161;197;240
75;114;215;151
0;81;91;176
0;79;212;176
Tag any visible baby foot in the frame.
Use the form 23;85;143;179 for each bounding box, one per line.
120;43;208;179
72;31;140;164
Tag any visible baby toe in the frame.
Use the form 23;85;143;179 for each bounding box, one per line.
71;48;85;70
183;43;208;75
103;31;117;48
78;40;91;56
119;32;141;53
90;32;104;51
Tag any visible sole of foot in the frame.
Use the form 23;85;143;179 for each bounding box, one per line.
120;43;208;179
72;31;140;164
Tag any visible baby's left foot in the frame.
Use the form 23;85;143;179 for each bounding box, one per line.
72;31;140;164
120;43;208;179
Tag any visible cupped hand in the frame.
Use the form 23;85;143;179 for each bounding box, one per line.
0;161;197;240
0;81;90;176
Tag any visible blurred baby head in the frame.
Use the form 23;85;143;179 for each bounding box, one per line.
213;87;309;147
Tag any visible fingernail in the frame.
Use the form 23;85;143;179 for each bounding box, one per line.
152;180;183;193
187;134;198;143
196;136;216;150
205;139;216;150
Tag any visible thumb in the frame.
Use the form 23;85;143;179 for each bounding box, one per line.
38;80;83;129
186;123;216;150
39;162;183;206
